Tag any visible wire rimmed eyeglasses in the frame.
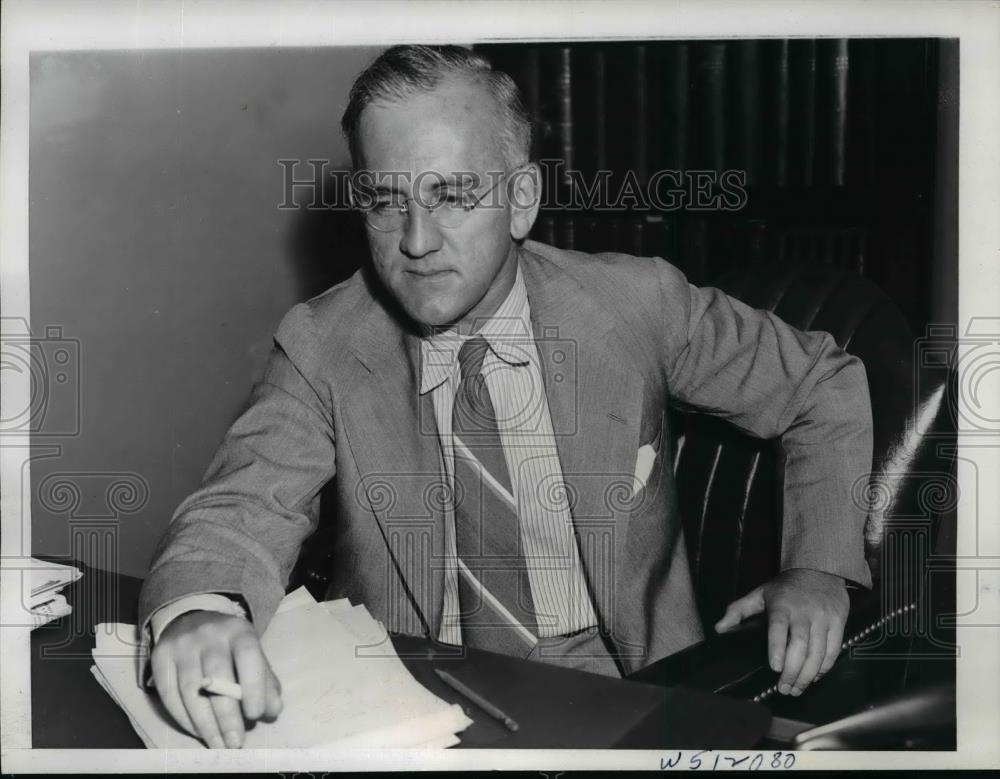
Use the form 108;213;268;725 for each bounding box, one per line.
350;165;528;233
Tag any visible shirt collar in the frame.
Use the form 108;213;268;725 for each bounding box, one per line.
420;264;533;394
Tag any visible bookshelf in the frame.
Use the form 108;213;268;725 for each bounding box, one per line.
477;39;955;334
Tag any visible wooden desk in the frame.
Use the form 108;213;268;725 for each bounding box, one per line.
31;563;772;749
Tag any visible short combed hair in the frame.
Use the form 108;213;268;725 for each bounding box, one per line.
341;45;532;170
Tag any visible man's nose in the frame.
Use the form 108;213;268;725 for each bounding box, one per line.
398;204;443;258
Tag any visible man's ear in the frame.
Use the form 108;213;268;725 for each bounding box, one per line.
508;163;541;241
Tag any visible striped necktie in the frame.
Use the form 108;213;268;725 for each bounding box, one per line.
452;335;538;656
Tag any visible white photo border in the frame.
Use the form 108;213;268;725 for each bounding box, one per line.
2;0;998;771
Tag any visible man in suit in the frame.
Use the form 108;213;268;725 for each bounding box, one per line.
139;45;873;749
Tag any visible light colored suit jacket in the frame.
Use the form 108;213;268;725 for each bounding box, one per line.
139;240;873;675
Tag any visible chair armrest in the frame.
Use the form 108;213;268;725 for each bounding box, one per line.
627;612;771;693
628;588;891;700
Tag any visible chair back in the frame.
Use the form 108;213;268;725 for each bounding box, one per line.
672;261;956;626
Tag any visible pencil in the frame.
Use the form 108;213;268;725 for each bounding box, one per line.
433;668;519;732
199;676;243;701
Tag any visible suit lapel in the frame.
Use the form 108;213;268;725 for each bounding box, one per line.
520;250;646;621
340;287;446;638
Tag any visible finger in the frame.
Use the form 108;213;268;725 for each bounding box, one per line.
819;615;846;675
767;613;789;672
150;647;197;737
263;662;284;720
790;620;828;695
176;657;225;749
202;652;246;749
714;603;743;633
778;623;809;695
714;587;765;633
232;633;268;721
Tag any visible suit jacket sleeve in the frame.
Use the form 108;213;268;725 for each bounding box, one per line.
137;302;336;644
657;262;874;589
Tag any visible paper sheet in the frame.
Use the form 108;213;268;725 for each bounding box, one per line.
28;558;82;603
90;589;471;749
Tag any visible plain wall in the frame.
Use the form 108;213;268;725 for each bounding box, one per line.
30;46;384;577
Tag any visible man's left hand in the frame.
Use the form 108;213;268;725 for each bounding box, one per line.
714;568;849;696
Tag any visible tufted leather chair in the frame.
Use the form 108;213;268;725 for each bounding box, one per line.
631;260;957;734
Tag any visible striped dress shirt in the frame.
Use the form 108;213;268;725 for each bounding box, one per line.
420;265;600;645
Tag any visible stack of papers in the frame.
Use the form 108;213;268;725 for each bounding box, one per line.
90;587;473;749
25;558;81;628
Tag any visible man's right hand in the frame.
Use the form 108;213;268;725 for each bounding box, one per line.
150;610;283;748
